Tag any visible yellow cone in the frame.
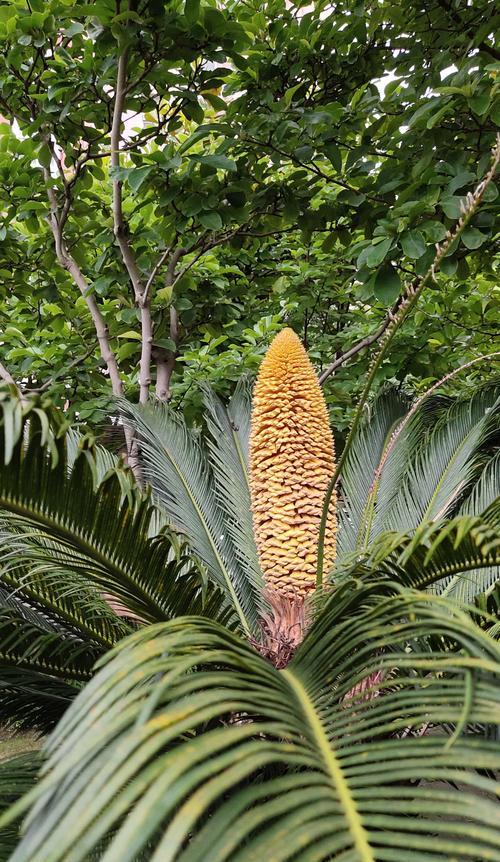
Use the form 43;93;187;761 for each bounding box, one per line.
249;328;336;599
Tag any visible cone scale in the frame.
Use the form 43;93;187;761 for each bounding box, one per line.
249;328;336;604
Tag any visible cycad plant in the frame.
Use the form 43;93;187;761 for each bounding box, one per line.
0;327;500;861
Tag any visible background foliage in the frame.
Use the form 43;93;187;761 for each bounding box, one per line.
0;0;498;428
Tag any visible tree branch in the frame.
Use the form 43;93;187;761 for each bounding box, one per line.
110;48;152;404
28;344;96;393
155;247;186;401
318;312;396;385
0;361;17;387
42;166;124;397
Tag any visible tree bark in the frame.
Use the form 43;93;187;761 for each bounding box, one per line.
0;362;17;387
43;169;124;397
155;248;185;400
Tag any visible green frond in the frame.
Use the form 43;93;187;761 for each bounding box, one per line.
441;479;500;601
460;449;500;516
121;399;261;635
335;507;500;602
66;427;134;495
338;388;411;556
5;585;500;861
384;385;500;533
0;574;111;730
0;405;220;626
0;586;100;681
0;391;65;470
0;530;131;648
0;753;42;862
338;385;500;563
202;382;265;609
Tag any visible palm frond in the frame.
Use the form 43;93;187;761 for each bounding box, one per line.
0;585;100;680
383;385;500;533
0;753;42;862
66;427;134;495
202;382;265;610
338;388;410;556
5;585;500;861
460;449;500;516
0;530;131;648
334;506;500;604
440;481;500;601
338;385;500;563
122;400;261;635
0;406;220;626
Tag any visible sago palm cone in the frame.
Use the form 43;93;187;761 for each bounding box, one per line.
249;328;336;658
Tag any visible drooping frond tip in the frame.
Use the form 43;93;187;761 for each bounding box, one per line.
249;328;336;601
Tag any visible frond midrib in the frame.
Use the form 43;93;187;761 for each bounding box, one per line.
283;668;374;862
398;553;500;590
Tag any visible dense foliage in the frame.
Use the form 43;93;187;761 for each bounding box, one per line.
0;0;498;425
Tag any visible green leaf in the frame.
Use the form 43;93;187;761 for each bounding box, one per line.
128;167;153;193
400;230;426;259
294;144;314;161
421;220;447;242
483;181;498;202
461;226;487;250
468;92;491;116
323;144;342;172
64;22;85;37
191;154;237;173
182;101;205;124
116;342;140;361
199;211;223;230
440;256;458;276
153;338;176;352
176;296;193;311
366;237;392;268
184;0;200;24
203;92;226;112
373;264;401;304
440;196;462;219
117;330;142;340
38;144;52;169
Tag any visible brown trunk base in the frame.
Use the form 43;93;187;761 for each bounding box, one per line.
252;590;310;669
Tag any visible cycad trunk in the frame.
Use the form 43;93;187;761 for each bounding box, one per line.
249;328;336;664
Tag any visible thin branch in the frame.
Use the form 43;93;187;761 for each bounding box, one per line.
143;244;173;303
170;247;206;291
319;315;393;385
166;246;188;286
245;135;386;204
29;344;97;393
169;230;239;291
